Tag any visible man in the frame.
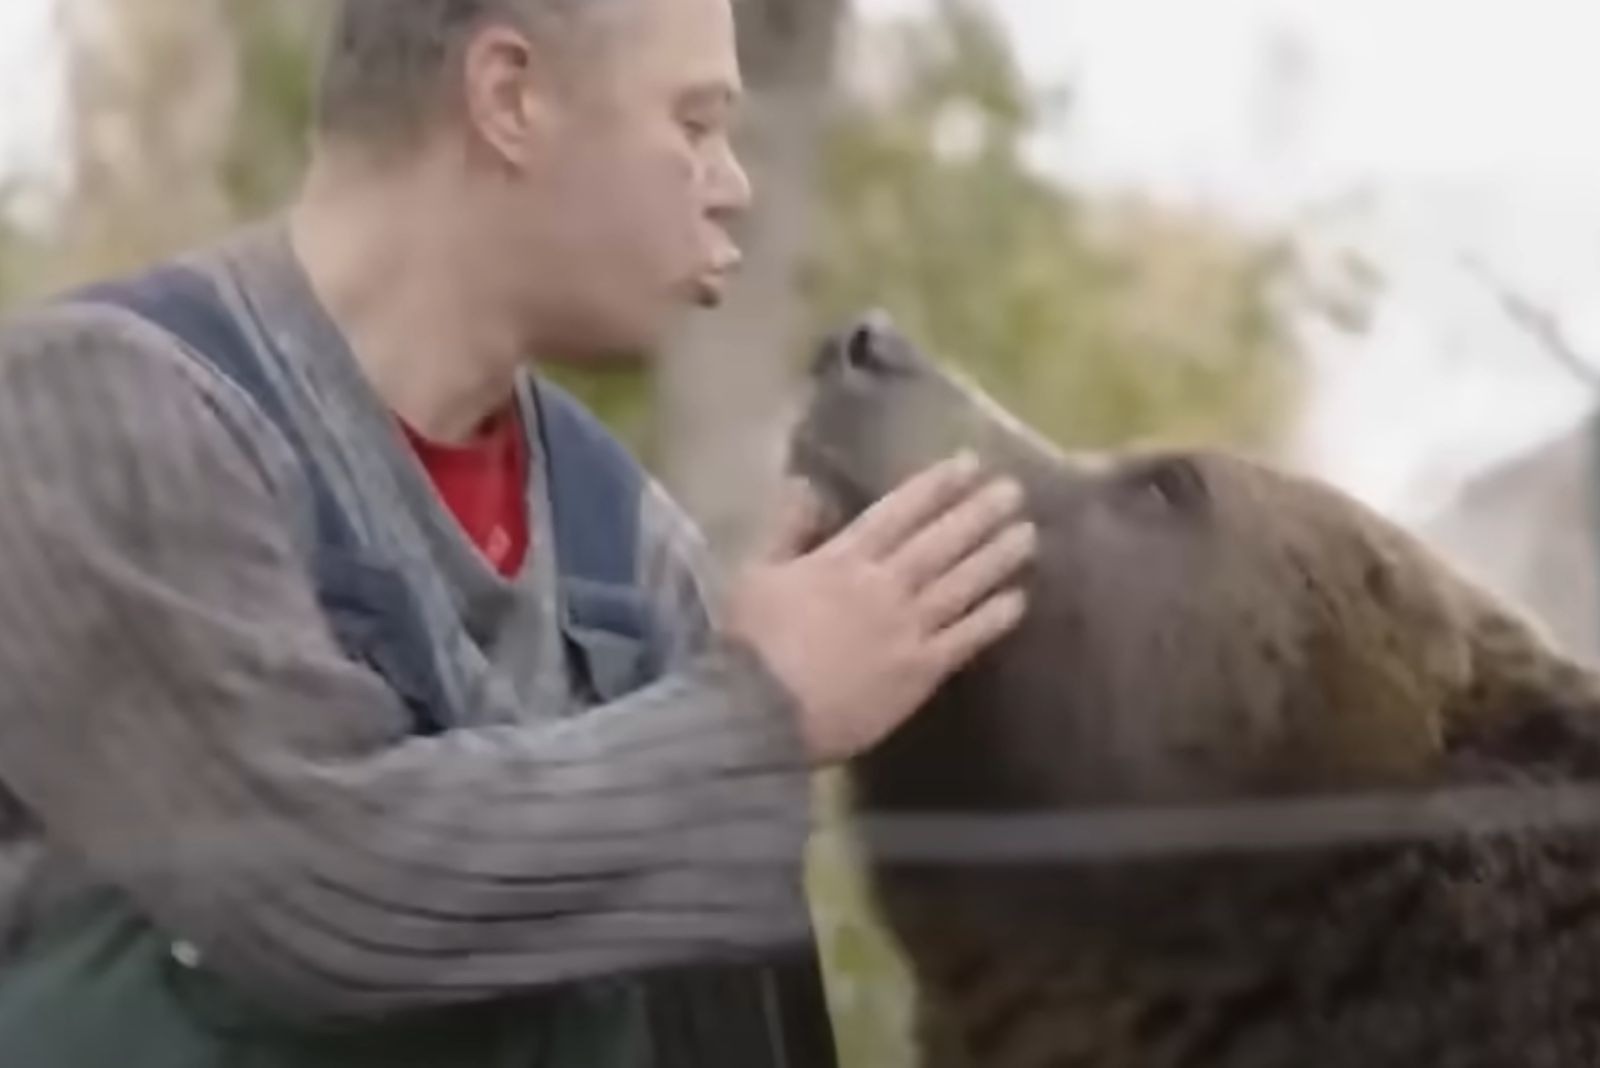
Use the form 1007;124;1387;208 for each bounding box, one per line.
0;0;1035;1065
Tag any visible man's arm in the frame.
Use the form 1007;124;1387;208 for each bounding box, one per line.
636;475;719;663
0;309;814;1021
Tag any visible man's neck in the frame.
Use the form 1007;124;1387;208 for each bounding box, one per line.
288;151;526;444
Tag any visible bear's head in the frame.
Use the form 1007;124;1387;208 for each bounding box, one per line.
791;313;1600;1068
791;313;1600;817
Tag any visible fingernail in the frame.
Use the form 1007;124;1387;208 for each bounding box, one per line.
993;479;1025;508
953;450;981;477
1003;589;1029;620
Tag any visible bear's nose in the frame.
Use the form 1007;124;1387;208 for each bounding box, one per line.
813;310;906;381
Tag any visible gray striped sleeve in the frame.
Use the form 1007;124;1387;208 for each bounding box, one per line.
0;307;816;1020
637;475;720;669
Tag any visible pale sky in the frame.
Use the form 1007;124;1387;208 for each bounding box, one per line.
6;0;1600;522
858;0;1600;521
0;0;65;196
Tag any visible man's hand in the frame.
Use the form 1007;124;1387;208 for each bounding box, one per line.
723;455;1037;765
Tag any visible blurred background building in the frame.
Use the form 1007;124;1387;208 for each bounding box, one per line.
3;0;1599;1062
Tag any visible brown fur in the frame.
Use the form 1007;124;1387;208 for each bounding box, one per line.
791;316;1600;1068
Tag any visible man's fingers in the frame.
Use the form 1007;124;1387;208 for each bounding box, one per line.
891;477;1027;592
840;452;983;560
926;589;1029;677
917;521;1037;632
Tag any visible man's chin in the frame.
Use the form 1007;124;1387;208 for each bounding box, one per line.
536;281;729;369
534;317;658;369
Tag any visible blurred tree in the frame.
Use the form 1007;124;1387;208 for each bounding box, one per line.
807;0;1303;455
0;191;29;306
8;0;318;298
11;0;1305;451
217;3;320;218
655;0;846;559
56;0;238;273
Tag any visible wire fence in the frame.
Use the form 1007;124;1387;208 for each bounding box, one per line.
822;782;1600;865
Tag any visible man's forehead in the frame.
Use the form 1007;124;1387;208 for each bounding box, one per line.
609;0;742;96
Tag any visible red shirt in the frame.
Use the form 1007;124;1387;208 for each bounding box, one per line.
399;407;530;577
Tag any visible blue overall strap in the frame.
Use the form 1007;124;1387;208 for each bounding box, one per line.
528;377;665;696
529;381;841;1068
529;380;642;594
65;265;450;736
67;266;358;554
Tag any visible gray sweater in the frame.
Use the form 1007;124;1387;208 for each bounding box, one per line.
0;223;815;1020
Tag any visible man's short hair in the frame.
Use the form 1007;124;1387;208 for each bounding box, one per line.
315;0;606;152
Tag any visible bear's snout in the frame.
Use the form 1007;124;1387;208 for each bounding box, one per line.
811;310;923;386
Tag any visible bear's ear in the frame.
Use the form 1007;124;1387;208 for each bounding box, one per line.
1445;603;1600;779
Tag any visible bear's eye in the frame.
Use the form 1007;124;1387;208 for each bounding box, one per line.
1118;458;1208;517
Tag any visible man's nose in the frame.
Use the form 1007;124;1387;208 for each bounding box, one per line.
811;310;906;381
708;141;754;219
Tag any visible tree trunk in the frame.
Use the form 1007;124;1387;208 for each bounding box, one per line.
45;0;320;292
657;0;846;563
55;0;239;278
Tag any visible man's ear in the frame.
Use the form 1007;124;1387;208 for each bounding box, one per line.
1444;602;1600;778
459;22;557;169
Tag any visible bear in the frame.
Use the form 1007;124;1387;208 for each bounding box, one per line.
788;313;1600;1068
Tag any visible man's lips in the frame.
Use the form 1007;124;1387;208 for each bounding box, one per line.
693;256;741;307
693;271;731;308
682;225;743;307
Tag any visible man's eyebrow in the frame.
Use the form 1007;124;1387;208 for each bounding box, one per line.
678;83;741;109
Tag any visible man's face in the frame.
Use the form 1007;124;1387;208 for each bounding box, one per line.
510;0;751;361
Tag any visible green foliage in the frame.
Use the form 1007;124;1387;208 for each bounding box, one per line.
219;4;317;216
808;777;920;1068
805;0;1302;454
